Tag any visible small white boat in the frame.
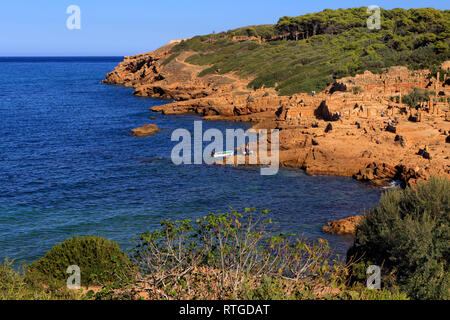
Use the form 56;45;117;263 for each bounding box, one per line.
383;180;403;190
213;150;234;158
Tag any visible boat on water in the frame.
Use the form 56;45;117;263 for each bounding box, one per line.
383;180;403;190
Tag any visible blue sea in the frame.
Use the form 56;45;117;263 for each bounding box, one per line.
0;57;382;263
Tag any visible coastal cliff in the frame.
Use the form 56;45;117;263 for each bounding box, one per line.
103;8;450;187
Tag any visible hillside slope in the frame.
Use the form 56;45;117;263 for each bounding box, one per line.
173;7;450;95
103;7;450;186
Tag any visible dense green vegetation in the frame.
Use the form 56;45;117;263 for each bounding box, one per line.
129;209;407;300
0;259;70;300
401;88;434;107
170;7;449;95
348;177;449;300
28;235;135;287
2;177;449;300
1;210;407;300
391;88;436;107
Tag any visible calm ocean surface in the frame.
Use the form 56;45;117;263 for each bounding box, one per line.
0;57;382;263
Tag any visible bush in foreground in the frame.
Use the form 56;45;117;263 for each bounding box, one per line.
27;235;135;288
129;209;407;300
348;177;449;300
0;259;49;300
0;259;77;300
1;212;409;300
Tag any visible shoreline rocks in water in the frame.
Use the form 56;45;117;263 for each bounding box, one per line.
103;42;450;188
323;215;364;236
131;124;160;137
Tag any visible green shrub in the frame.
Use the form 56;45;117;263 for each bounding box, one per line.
241;276;289;300
0;259;77;300
161;52;180;66
198;66;217;77
402;88;435;107
133;209;337;299
27;236;135;287
348;177;450;300
337;283;409;300
240;273;408;301
352;86;363;94
0;259;48;300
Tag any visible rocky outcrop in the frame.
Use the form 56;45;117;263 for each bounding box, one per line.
103;47;450;187
354;162;431;188
323;215;364;236
131;124;160;137
396;165;430;188
103;44;254;103
354;163;398;187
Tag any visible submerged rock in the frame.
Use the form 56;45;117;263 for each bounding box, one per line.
131;124;160;137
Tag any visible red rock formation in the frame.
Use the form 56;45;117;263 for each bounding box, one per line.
131;124;160;137
323;215;364;236
103;47;450;186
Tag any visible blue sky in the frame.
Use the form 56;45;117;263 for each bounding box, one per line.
0;0;448;56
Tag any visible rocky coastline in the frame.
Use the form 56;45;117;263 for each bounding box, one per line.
103;43;449;188
103;43;450;231
322;215;364;236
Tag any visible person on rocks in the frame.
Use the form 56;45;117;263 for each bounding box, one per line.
418;145;432;160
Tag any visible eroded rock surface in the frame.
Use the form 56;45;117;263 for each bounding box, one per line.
131;124;160;137
104;46;450;186
323;215;364;236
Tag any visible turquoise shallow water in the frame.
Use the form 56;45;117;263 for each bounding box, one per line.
0;57;382;263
